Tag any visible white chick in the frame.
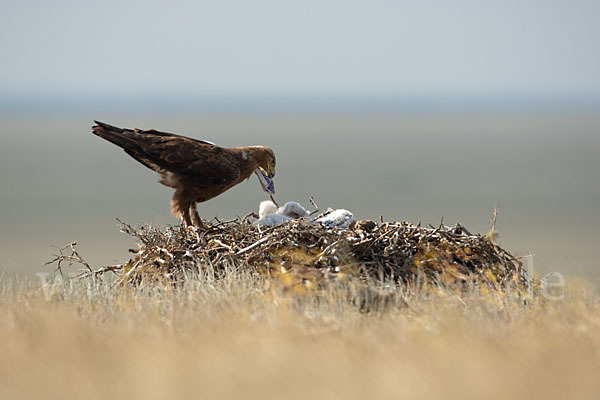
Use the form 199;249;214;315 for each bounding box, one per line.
315;209;355;228
253;200;309;227
253;213;293;226
258;200;278;218
277;201;309;219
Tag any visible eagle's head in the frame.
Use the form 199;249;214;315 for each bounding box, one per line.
246;146;276;194
253;146;276;179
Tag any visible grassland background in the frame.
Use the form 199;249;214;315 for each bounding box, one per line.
0;272;599;400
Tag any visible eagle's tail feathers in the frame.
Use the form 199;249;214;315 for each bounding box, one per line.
93;120;123;132
93;121;176;175
92;121;147;154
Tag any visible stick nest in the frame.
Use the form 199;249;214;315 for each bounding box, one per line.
75;217;531;291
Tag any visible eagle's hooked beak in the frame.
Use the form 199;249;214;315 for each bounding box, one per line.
259;166;275;179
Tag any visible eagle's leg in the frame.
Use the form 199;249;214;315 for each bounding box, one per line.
171;190;194;227
181;206;193;227
190;203;205;229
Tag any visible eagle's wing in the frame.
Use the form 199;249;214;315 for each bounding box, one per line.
92;121;240;186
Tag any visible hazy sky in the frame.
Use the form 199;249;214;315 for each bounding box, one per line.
1;0;599;98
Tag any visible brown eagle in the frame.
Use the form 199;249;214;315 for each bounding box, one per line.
92;121;276;228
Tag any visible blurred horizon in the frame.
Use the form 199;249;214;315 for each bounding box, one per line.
3;92;600;112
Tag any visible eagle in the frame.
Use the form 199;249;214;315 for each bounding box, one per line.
92;121;276;228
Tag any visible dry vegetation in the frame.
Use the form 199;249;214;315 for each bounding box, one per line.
72;217;529;291
1;219;599;399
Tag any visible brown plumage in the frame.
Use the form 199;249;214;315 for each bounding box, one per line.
92;121;276;228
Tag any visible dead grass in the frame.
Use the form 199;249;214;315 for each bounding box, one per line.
0;268;599;400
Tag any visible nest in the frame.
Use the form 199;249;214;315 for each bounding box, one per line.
72;216;530;292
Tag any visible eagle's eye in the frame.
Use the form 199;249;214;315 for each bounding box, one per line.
270;162;276;177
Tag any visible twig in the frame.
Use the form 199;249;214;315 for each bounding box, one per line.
212;239;232;250
242;212;259;224
312;240;342;261
490;206;498;233
235;235;272;255
44;242;92;275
